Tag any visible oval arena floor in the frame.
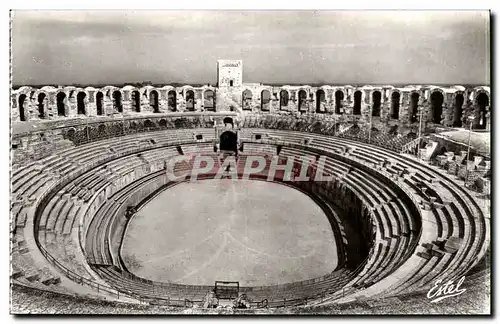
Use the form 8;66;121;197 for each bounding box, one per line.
121;179;338;286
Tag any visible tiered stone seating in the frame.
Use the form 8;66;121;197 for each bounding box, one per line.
10;120;489;310
243;129;488;298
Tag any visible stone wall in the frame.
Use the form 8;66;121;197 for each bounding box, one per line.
12;84;490;131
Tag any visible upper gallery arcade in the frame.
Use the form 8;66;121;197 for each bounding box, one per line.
11;60;491;130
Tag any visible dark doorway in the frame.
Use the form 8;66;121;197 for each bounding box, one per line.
410;92;419;123
150;90;159;113
96;92;104;115
280;90;289;109
168;90;177;111
391;92;400;120
18;94;26;121
220;131;237;152
261;90;271;111
335;90;344;114
131;90;141;112
57;92;66;116
476;93;489;129
316;90;326;113
113;91;123;113
223;117;234;128
353;91;362;115
37;93;46;119
430;91;444;123
186;90;195;111
298;90;308;112
77;92;86;115
372;91;381;117
453;93;464;127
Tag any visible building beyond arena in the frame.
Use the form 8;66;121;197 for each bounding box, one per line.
10;60;491;314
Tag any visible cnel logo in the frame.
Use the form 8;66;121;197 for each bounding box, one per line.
426;276;467;303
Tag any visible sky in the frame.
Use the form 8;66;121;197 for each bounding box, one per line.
11;10;490;86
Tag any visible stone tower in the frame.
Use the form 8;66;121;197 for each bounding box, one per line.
217;60;243;87
216;60;244;112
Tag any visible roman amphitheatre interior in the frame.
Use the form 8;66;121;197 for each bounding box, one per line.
10;60;491;314
9;11;491;314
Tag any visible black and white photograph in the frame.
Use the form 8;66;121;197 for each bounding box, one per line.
8;9;491;315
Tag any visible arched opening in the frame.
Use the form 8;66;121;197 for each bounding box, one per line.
150;90;159;113
168;90;177;111
186;90;195;111
18;94;26;121
144;119;154;129
159;119;167;128
316;90;326;113
390;92;400;120
410;92;419;123
280;90;289;109
353;91;362;115
37;93;46;119
204;90;215;111
96;92;104;116
223;117;234;128
112;91;123;113
131;90;141;112
77;92;86;115
261;90;271;111
453;93;464;127
298;90;308;112
335;90;344;114
242;89;253;110
476;93;489;129
430;91;444;123
57;92;66;116
220;131;237;152
372;91;381;117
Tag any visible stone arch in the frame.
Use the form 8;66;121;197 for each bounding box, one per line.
150;90;160;113
430;90;444;123
476;92;489;129
298;89;308;111
203;90;215;111
335;90;344;114
168;90;177;111
18;94;27;121
261;90;271;111
390;91;400;120
77;92;86;115
280;90;289;109
185;90;195;111
353;91;362;115
410;92;420;123
112;90;123;113
159;119;167;127
96;92;104;116
144;119;154;129
372;91;382;117
131;90;141;112
453;92;465;127
56;92;66;116
37;93;46;119
242;89;253;110
316;89;326;113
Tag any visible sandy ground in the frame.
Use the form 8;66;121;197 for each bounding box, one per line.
121;179;338;286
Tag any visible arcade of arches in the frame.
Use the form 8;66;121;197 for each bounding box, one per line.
12;85;490;131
